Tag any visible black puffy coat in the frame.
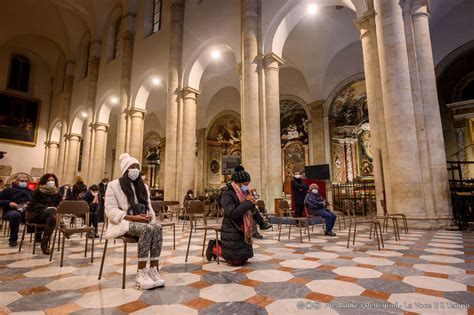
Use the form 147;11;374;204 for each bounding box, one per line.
26;190;62;222
220;182;254;262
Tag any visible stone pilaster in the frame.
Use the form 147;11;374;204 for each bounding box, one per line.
114;15;136;178
241;0;262;193
44;141;60;174
410;0;451;217
264;53;284;209
164;0;185;201
373;0;426;218
128;108;147;162
63;134;82;185
89;123;109;185
179;87;200;201
58;70;74;183
196;128;206;195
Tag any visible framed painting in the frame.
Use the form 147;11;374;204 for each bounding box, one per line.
0;91;40;146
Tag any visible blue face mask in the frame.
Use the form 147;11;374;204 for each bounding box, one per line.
18;182;27;188
240;185;249;193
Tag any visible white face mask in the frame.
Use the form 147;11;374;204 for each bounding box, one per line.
188;194;193;197
92;191;98;196
311;189;318;194
294;175;302;179
128;169;140;181
46;180;56;188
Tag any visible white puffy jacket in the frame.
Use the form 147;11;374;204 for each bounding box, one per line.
104;179;157;239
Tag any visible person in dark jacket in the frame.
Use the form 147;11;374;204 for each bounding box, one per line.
291;172;308;217
183;189;195;207
0;174;32;246
26;173;63;254
304;183;337;236
218;165;272;265
72;176;87;200
81;184;100;238
98;178;108;222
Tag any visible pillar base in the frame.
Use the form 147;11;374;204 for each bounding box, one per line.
402;216;455;230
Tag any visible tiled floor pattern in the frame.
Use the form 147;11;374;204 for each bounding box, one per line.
1;221;474;314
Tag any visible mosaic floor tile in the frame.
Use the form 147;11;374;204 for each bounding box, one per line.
403;276;466;292
200;283;256;302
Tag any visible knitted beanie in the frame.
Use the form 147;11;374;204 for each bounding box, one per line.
231;165;251;183
119;153;140;175
309;183;319;191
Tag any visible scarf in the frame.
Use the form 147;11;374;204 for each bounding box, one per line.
38;184;59;195
231;181;254;245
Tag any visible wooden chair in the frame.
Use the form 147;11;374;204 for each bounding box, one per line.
18;216;46;254
152;200;176;249
185;200;221;264
346;207;384;250
49;201;95;267
98;236;139;289
276;202;313;243
164;201;184;222
279;200;292;217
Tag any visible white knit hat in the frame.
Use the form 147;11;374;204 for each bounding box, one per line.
119;153;140;175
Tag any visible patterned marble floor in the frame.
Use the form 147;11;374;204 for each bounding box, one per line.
1;220;474;315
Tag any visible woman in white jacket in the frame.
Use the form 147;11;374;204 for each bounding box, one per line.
105;153;165;290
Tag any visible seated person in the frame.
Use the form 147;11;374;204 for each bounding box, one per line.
0;174;33;246
26;174;63;254
217;165;272;265
304;183;337;236
183;189;195;208
81;184;100;238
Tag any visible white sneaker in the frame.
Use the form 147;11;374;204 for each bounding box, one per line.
148;266;165;287
135;268;156;290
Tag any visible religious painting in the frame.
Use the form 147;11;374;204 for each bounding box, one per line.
280;99;308;146
356;123;374;178
283;141;306;179
210;160;220;174
0;92;40;146
143;133;161;163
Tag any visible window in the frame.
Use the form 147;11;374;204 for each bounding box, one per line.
8;54;31;93
113;18;121;59
152;0;162;33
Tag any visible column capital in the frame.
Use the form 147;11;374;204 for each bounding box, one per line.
44;140;60;147
128;107;147;119
263;53;285;69
182;87;201;100
65;133;82;141
411;0;430;18
92;122;110;132
353;9;376;35
170;0;185;11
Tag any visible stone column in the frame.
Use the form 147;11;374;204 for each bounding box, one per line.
355;12;388;214
411;0;451;217
128;108;147;162
45;141;60;174
63;134;82;185
179;87;199;200
264;53;284;208
241;0;262;192
89;123;109;185
308;100;326;165
82;52;101;183
58;71;74;183
114;15;135;178
164;0;185;201
196;128;206;194
373;0;425;217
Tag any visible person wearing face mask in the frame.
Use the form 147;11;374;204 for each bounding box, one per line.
0;174;33;247
304;183;337;236
26;174;63;254
104;153;165;290
216;165;272;265
291;171;309;217
81;185;100;238
98;178;109;223
183;189;195;207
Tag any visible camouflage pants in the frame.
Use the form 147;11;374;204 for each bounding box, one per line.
127;222;163;262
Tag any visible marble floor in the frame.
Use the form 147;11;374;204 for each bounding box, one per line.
1;220;474;315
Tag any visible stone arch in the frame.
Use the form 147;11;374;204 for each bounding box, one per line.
323;73;365;118
69;107;88;134
48;119;62;142
183;39;236;90
132;68;166;110
263;0;356;57
205;110;241;141
95;90;120;124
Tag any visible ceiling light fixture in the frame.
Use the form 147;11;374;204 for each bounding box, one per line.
211;49;221;60
308;4;318;15
152;77;161;86
111;97;119;104
81;112;88;118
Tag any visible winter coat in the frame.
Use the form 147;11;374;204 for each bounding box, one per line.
72;183;87;200
305;192;326;214
0;186;33;217
26;190;62;222
104;179;156;239
291;178;308;206
220;182;254;262
82;191;98;212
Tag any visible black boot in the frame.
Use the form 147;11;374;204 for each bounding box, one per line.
40;237;51;255
252;231;263;239
259;222;273;230
206;239;216;261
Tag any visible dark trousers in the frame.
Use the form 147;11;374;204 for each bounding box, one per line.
294;204;305;217
89;210;99;234
311;208;337;233
252;207;265;226
29;208;57;239
4;210;21;243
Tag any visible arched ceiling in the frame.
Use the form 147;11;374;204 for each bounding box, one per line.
282;6;360;101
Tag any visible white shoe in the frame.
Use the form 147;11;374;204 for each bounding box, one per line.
135;268;156;290
148;266;165;287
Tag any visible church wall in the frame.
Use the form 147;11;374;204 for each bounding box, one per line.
0;47;52;178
